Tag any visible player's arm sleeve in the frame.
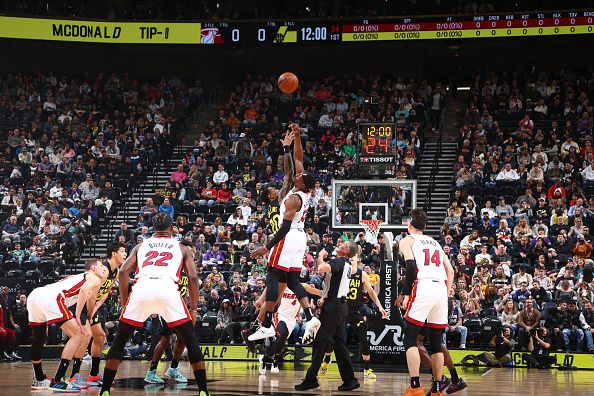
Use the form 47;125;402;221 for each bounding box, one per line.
265;218;292;251
402;257;417;296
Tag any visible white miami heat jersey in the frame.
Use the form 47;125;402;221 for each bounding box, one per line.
279;189;311;230
136;237;184;283
46;272;90;306
277;288;300;319
410;234;447;282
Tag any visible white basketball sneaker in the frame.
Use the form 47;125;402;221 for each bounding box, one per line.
302;317;321;345
248;325;275;341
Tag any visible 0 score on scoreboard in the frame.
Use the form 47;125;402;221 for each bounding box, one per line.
358;123;396;177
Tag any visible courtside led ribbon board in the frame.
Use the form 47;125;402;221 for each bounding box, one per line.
0;16;201;44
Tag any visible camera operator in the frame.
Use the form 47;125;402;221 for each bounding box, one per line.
523;327;556;369
480;327;514;367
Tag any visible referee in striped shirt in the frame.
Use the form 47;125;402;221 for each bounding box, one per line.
295;241;360;392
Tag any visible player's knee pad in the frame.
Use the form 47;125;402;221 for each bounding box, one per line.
403;321;422;351
286;272;307;299
30;325;47;361
276;321;289;342
427;328;444;354
265;269;281;302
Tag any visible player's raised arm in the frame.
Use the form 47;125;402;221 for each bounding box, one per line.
181;244;199;323
290;123;305;175
118;243;140;304
251;194;300;259
280;130;295;200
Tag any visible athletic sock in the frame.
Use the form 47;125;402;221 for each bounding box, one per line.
170;359;179;369
304;307;314;321
70;358;82;377
54;359;70;383
431;378;440;393
150;361;159;371
193;369;208;394
363;360;371;370
33;362;45;382
411;376;421;388
100;368;117;394
262;312;273;328
90;357;101;376
323;354;332;364
450;367;460;383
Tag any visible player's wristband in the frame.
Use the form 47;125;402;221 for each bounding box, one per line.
283;145;291;154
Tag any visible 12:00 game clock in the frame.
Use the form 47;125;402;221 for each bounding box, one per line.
358;123;396;177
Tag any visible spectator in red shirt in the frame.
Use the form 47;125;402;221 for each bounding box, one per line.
217;182;233;203
199;181;218;207
547;179;567;200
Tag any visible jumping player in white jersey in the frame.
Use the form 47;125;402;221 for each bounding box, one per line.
255;280;321;374
28;258;107;392
399;209;454;396
249;124;319;342
98;213;209;396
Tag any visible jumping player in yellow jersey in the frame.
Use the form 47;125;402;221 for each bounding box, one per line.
68;242;128;388
144;239;195;384
319;250;388;380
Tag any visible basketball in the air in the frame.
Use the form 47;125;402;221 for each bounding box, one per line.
278;72;299;93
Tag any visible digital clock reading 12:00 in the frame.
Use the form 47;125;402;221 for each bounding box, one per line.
361;123;394;155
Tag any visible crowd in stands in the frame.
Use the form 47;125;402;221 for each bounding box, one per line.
442;67;594;358
0;72;432;357
0;70;205;359
2;0;585;21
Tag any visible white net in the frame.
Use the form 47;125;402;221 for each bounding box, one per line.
360;220;383;245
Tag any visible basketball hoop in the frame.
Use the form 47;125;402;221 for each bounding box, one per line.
360;220;383;245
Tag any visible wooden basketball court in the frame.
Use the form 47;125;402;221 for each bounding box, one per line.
3;359;594;395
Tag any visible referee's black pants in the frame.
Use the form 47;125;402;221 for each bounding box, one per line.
305;297;355;382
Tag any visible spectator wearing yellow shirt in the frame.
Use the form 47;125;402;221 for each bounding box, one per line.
364;265;380;295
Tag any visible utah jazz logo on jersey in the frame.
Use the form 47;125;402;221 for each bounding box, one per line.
267;204;280;233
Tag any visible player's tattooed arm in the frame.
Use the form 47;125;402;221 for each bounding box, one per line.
290;123;305;175
280;130;295;200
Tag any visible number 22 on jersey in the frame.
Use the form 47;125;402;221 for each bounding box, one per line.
142;250;173;267
422;248;441;267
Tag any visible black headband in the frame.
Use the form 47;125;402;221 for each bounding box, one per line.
410;218;426;231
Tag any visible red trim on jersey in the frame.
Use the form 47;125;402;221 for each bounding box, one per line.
273;312;279;328
404;316;426;327
289;267;302;272
153;235;170;238
426;322;448;329
28;321;45;326
403;283;418;324
119;291;134;325
167;294;191;327
47;295;73;325
62;277;86;298
176;258;184;282
267;237;286;269
119;317;145;327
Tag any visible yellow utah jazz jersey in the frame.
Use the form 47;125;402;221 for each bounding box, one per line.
96;260;118;302
178;272;189;297
346;268;364;310
267;202;280;233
